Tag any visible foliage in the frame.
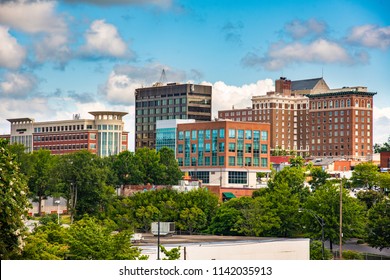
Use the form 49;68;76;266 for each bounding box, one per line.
289;156;305;168
366;200;390;250
26;149;57;216
160;245;181;260
303;181;366;250
377;172;390;195
351;162;379;189
158;147;183;185
208;197;253;236
267;166;309;203
373;136;390;153
356;190;384;210
310;240;333;260
177;207;207;234
53;150;115;223
342;250;364;260
19;223;69;260
309;167;330;191
0;139;30;259
67;216;145;260
40;213;60;225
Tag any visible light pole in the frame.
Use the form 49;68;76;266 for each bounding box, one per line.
54;200;60;225
300;208;325;260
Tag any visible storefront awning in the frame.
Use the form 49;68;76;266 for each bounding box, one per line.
222;192;236;199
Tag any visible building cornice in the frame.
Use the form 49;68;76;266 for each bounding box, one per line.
306;91;377;98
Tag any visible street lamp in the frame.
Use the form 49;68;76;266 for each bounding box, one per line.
300;208;325;260
54;200;60;225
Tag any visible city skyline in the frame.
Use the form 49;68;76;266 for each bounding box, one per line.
0;0;389;151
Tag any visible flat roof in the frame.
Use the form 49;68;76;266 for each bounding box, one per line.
7;117;35;123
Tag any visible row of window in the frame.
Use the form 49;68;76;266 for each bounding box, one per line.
310;99;371;110
311;144;371;151
178;156;268;168
178;143;268;154
33;143;94;151
178;129;268;141
136;97;187;108
187;171;250;185
33;133;95;142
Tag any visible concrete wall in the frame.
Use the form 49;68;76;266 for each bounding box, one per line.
142;239;310;260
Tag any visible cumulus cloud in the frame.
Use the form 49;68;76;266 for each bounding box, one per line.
62;0;172;8
80;20;131;59
0;72;38;98
100;64;187;104
284;18;327;39
0;0;67;34
347;25;390;50
0;0;70;65
242;39;355;70
373;106;390;144
0;25;26;69
202;79;274;118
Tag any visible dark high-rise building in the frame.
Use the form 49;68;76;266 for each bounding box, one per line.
135;82;212;149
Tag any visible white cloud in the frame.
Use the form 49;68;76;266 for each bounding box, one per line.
373;106;390;144
0;0;67;34
202;79;274;118
0;72;37;97
0;0;70;65
0;25;26;69
242;39;354;70
80;20;130;58
284;19;327;39
347;25;390;50
100;64;187;104
62;0;172;8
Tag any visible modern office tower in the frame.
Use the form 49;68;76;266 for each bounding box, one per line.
155;119;196;155
5;111;128;157
134;83;212;150
176;120;271;188
307;86;376;160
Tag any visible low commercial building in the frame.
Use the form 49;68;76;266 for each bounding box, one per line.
176;120;271;188
4;111;128;157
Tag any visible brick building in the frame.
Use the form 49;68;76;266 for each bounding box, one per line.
4;111;128;157
176;120;271;188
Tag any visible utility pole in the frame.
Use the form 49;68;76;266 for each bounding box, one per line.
339;175;343;259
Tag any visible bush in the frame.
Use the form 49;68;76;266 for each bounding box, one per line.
310;240;333;260
40;214;59;225
342;250;364;260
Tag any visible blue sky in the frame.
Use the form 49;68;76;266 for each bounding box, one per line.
1;0;389;150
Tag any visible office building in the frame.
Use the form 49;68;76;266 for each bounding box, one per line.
307;86;376;160
176;120;271;188
5;111;128;157
156;119;196;154
135;83;212;150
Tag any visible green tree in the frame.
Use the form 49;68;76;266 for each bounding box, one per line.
67;216;145;260
135;205;160;233
356;190;384;210
19;223;69;260
177;206;207;234
366;200;390;250
111;151;144;185
0;139;31;259
289;156;305;168
377;172;390;195
135;148;165;185
54;150;114;223
310;240;333;260
351;162;379;189
303;181;366;251
160;245;181;260
268;166;309;203
309;167;330;191
158;147;183;185
208;197;253;236
26;149;57;216
373;135;390;153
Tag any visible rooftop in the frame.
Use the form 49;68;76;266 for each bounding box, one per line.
291;77;323;91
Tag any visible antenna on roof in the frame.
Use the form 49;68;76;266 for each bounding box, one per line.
159;69;167;85
321;67;324;78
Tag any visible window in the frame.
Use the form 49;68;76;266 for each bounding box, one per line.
261;131;268;141
261;158;268;167
178;131;184;140
245;130;252;140
261;144;268;154
228;171;247;184
205;143;211;152
245;144;252;153
191;130;197;140
219;142;225;152
219;156;225;166
219;129;225;139
178;144;183;153
229;129;236;138
229;156;235;166
229;143;236;152
237;130;244;139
